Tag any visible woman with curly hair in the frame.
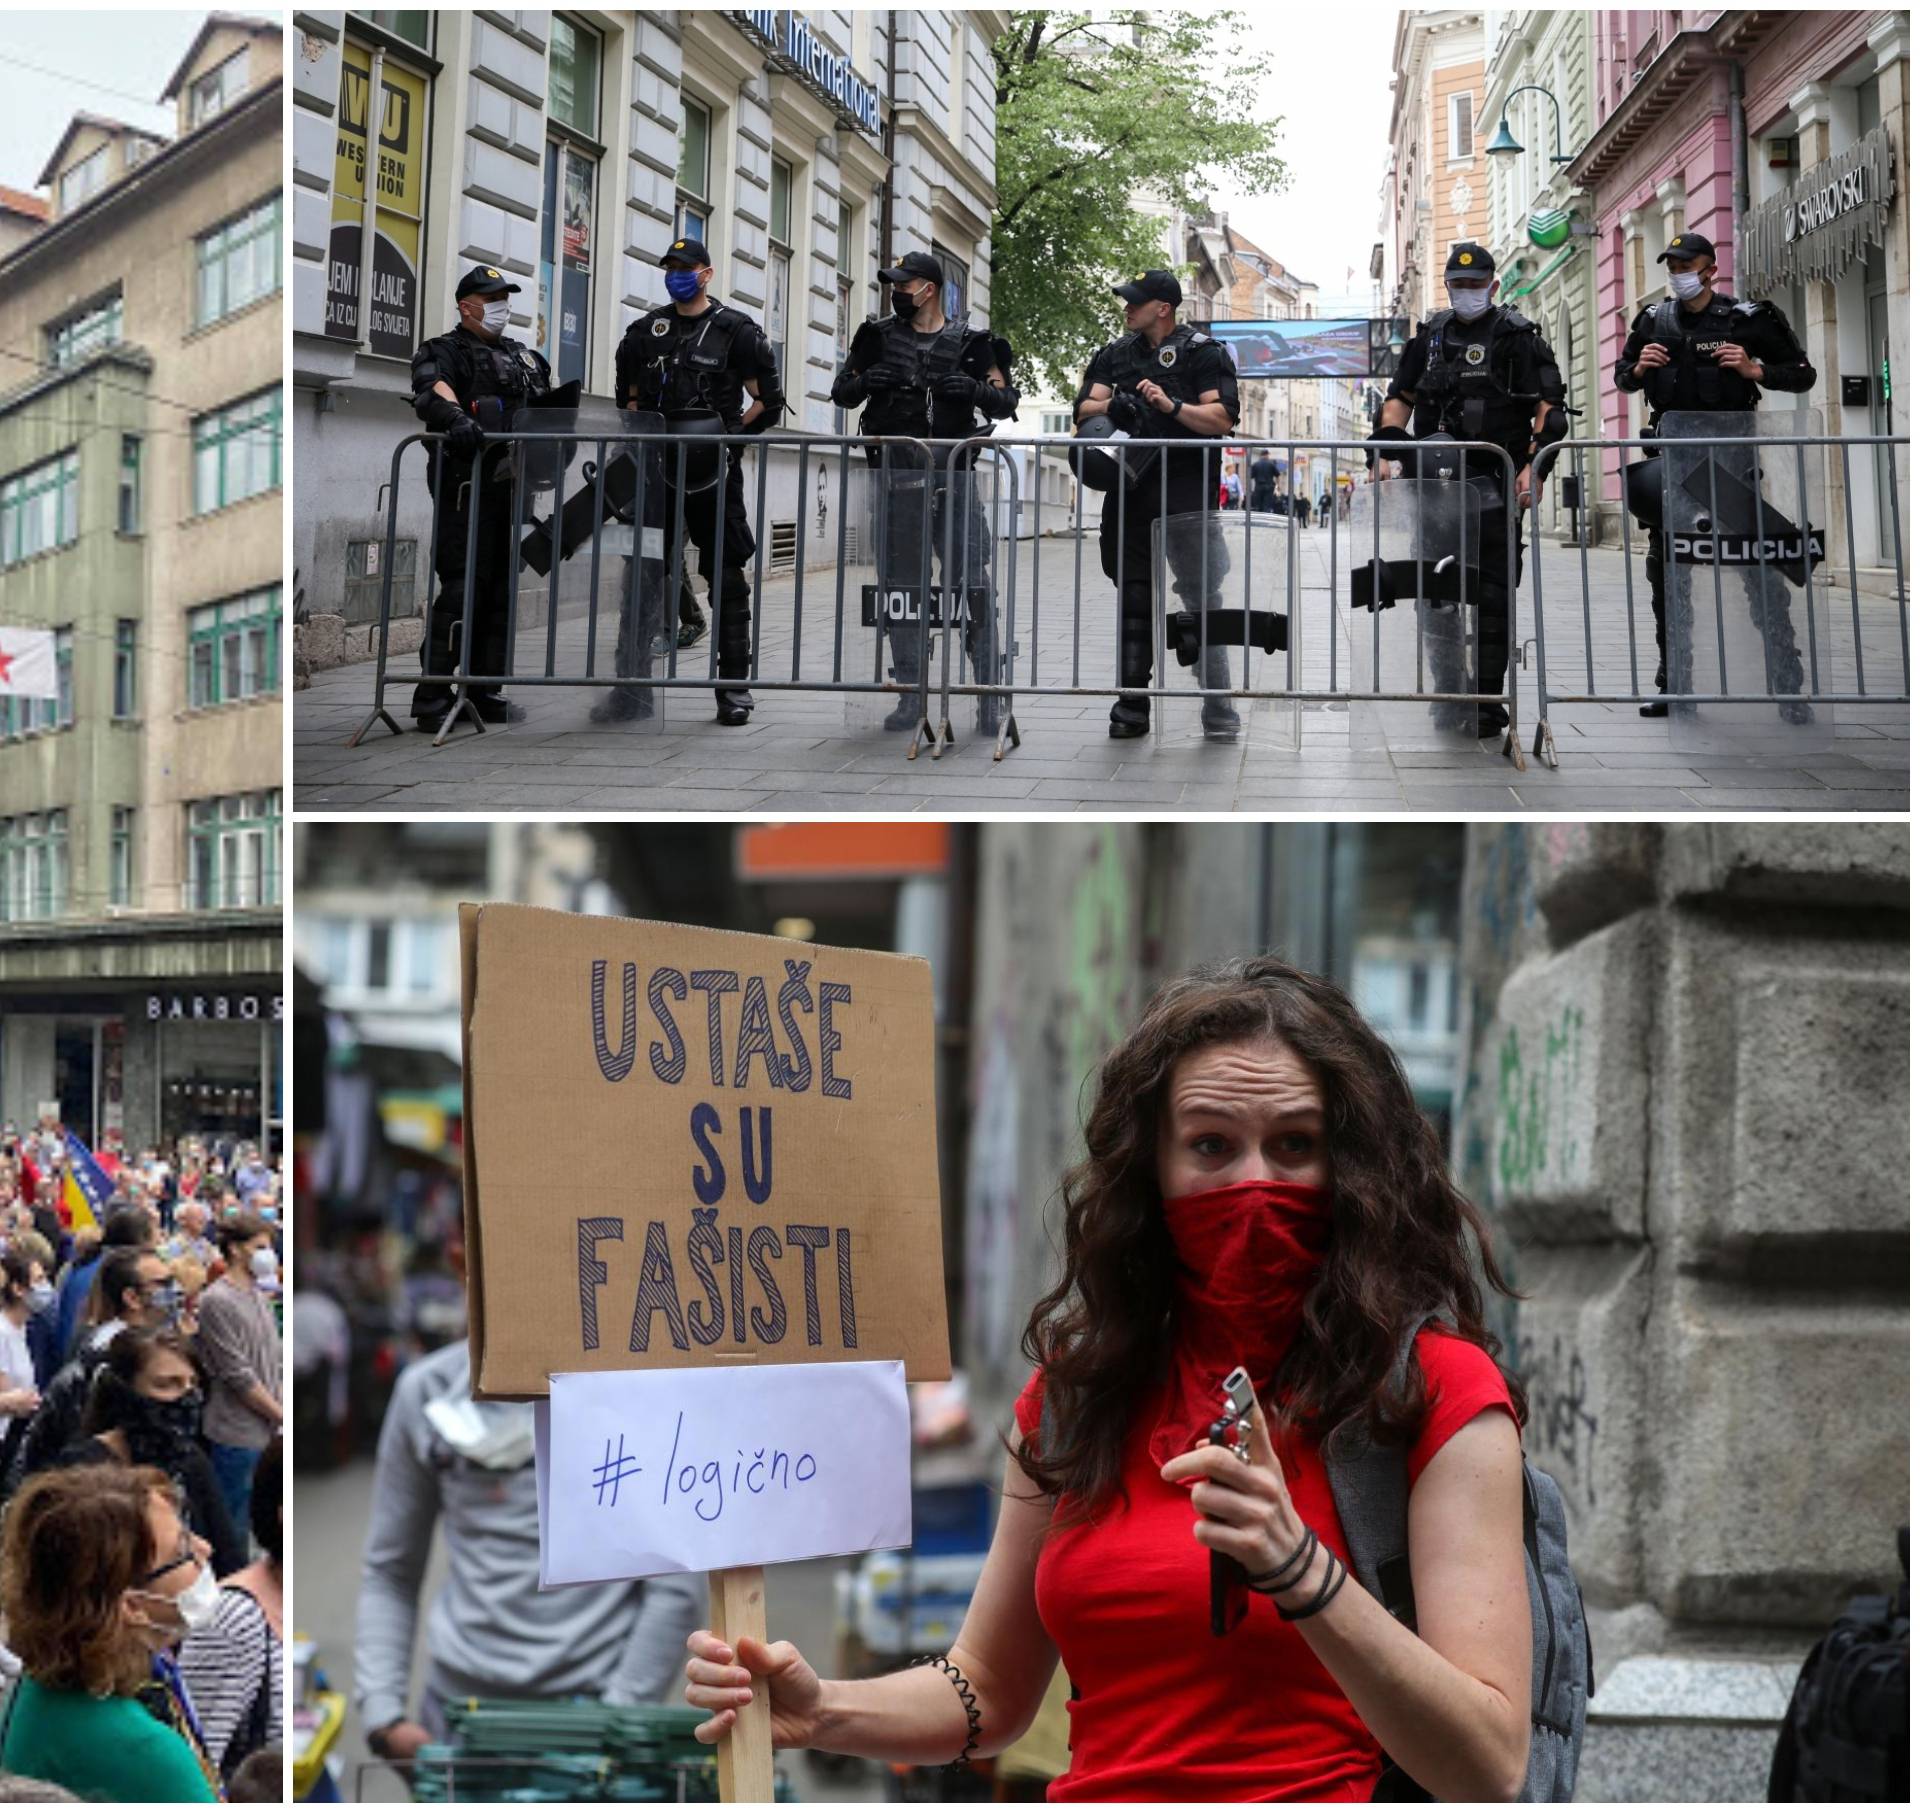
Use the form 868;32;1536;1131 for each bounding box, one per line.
0;1464;219;1801
685;957;1534;1800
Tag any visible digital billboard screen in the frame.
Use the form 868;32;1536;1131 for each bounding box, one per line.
1209;318;1406;379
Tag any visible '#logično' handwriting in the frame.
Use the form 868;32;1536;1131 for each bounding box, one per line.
587;1410;818;1523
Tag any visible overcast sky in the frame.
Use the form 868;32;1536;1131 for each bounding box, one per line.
1204;3;1402;314
0;12;194;192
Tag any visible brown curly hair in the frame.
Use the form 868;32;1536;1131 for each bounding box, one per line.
1;1463;178;1697
1017;956;1527;1510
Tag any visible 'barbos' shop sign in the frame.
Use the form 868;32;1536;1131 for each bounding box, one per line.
1740;123;1897;294
147;994;284;1022
736;10;883;136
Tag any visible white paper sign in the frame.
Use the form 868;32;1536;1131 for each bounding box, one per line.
535;1360;911;1587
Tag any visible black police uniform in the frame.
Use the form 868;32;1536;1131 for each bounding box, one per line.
409;319;556;722
614;297;783;721
1387;298;1563;726
829;304;1017;730
1615;277;1816;712
1249;454;1281;515
1077;322;1240;734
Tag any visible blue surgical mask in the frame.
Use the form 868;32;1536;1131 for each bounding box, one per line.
665;267;704;303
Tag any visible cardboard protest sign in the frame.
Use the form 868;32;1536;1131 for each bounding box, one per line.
460;903;951;1398
534;1361;912;1586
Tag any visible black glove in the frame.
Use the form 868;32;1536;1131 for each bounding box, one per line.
861;363;912;393
977;384;1019;423
1363;423;1412;472
933;372;983;403
1106;390;1148;436
445;412;485;450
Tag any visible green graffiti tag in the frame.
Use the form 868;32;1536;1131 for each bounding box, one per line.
1496;1003;1587;1197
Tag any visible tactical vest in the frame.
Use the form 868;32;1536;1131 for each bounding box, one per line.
629;303;757;424
1411;306;1540;452
859;315;987;438
1100;323;1222;441
427;329;550;412
1639;293;1763;417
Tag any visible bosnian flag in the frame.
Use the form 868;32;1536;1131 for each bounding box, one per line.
0;628;58;699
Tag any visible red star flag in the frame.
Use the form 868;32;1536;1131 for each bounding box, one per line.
0;628;57;699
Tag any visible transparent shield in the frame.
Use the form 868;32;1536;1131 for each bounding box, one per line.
847;449;940;735
928;461;1012;741
1150;510;1300;750
1345;477;1483;750
1659;411;1831;756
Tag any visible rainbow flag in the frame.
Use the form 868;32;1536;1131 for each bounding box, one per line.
60;1130;114;1234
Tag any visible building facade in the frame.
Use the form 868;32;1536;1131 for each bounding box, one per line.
0;12;283;1155
1571;11;1908;562
1384;10;1491;323
291;8;1006;664
1479;8;1602;545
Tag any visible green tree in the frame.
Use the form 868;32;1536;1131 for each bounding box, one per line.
990;11;1288;399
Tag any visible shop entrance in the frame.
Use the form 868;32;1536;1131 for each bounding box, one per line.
52;1024;96;1146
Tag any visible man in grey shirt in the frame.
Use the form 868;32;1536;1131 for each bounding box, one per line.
356;1337;704;1764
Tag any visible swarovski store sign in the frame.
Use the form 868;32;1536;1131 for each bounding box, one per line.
1741;124;1898;293
735;9;883;135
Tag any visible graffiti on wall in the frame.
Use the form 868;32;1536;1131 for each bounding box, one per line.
1514;1327;1602;1511
1496;1003;1588;1200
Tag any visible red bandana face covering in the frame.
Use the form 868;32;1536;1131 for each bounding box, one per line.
1147;1178;1335;1472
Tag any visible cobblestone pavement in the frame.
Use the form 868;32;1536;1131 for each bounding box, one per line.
295;522;1908;813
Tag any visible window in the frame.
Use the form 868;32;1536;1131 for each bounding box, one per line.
188;587;280;708
54;628;73;729
767;157;793;380
1450;91;1473;161
192;389;281;514
541;139;598;387
676;96;711;247
189;48;249;127
114;620;138;718
0;451;79;568
187;790;281;910
118;436;142;534
58;146;108;212
932;242;968;322
367;920;392;991
0;812;68;922
834;201;856;430
1042;412;1073;435
47;292;123;368
197;194;281;326
353;11;430;47
110;808;134;907
548;15;600;136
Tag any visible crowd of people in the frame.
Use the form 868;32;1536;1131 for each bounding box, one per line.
0;1117;284;1802
1218;459;1351;525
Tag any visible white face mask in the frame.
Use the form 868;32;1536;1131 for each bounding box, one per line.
481;298;511;334
1668;269;1707;301
134;1562;220;1640
1447;282;1493;321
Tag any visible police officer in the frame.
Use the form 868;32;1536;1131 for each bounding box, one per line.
1615;230;1816;718
409;266;561;728
829;251;1017;732
1075;271;1240;739
613;237;784;726
1370;243;1566;740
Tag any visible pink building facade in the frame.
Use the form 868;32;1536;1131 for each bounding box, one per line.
1572;10;1908;569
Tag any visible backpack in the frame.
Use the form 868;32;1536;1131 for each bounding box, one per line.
1766;1529;1909;1801
1324;1314;1594;1801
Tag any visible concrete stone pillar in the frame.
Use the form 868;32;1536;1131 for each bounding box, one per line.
1455;824;1910;1802
1870;17;1910;570
1788;81;1850;572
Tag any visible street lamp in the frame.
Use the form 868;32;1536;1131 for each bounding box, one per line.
1486;84;1577;165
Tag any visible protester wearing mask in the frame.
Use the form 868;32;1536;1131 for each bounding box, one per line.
195;1213;281;1528
0;1465;220;1800
358;1229;702;1764
1368;242;1566;740
164;1200;217;1272
10;1234;61;1390
688;958;1535;1801
56;1203;154;1361
0;1252;47;1469
1614;231;1817;719
10;1246;178;1492
407;265;565;728
179;1438;283;1783
59;1328;245;1577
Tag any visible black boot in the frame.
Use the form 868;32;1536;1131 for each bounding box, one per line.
1198;643;1241;740
1109;622;1153;738
714;583;754;726
883;623;923;731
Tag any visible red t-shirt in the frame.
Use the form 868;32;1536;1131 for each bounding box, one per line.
1013;1330;1518;1802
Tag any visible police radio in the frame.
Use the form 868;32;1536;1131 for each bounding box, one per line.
1209;1367;1257;1636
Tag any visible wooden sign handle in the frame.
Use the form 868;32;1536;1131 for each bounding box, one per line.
709;1565;775;1803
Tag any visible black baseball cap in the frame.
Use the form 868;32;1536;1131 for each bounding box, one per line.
879;250;942;284
1443;243;1495;278
661;236;711;267
455;264;521;299
1113;270;1182;307
1657;231;1716;264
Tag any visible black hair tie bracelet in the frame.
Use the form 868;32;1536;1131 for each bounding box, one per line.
913;1653;983;1769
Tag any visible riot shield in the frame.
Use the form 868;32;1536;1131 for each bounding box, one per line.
849;447;937;733
1150;511;1298;749
1346;476;1483;750
1658;410;1830;756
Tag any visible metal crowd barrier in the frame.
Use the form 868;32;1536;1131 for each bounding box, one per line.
344;427;1533;767
1523;431;1909;768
